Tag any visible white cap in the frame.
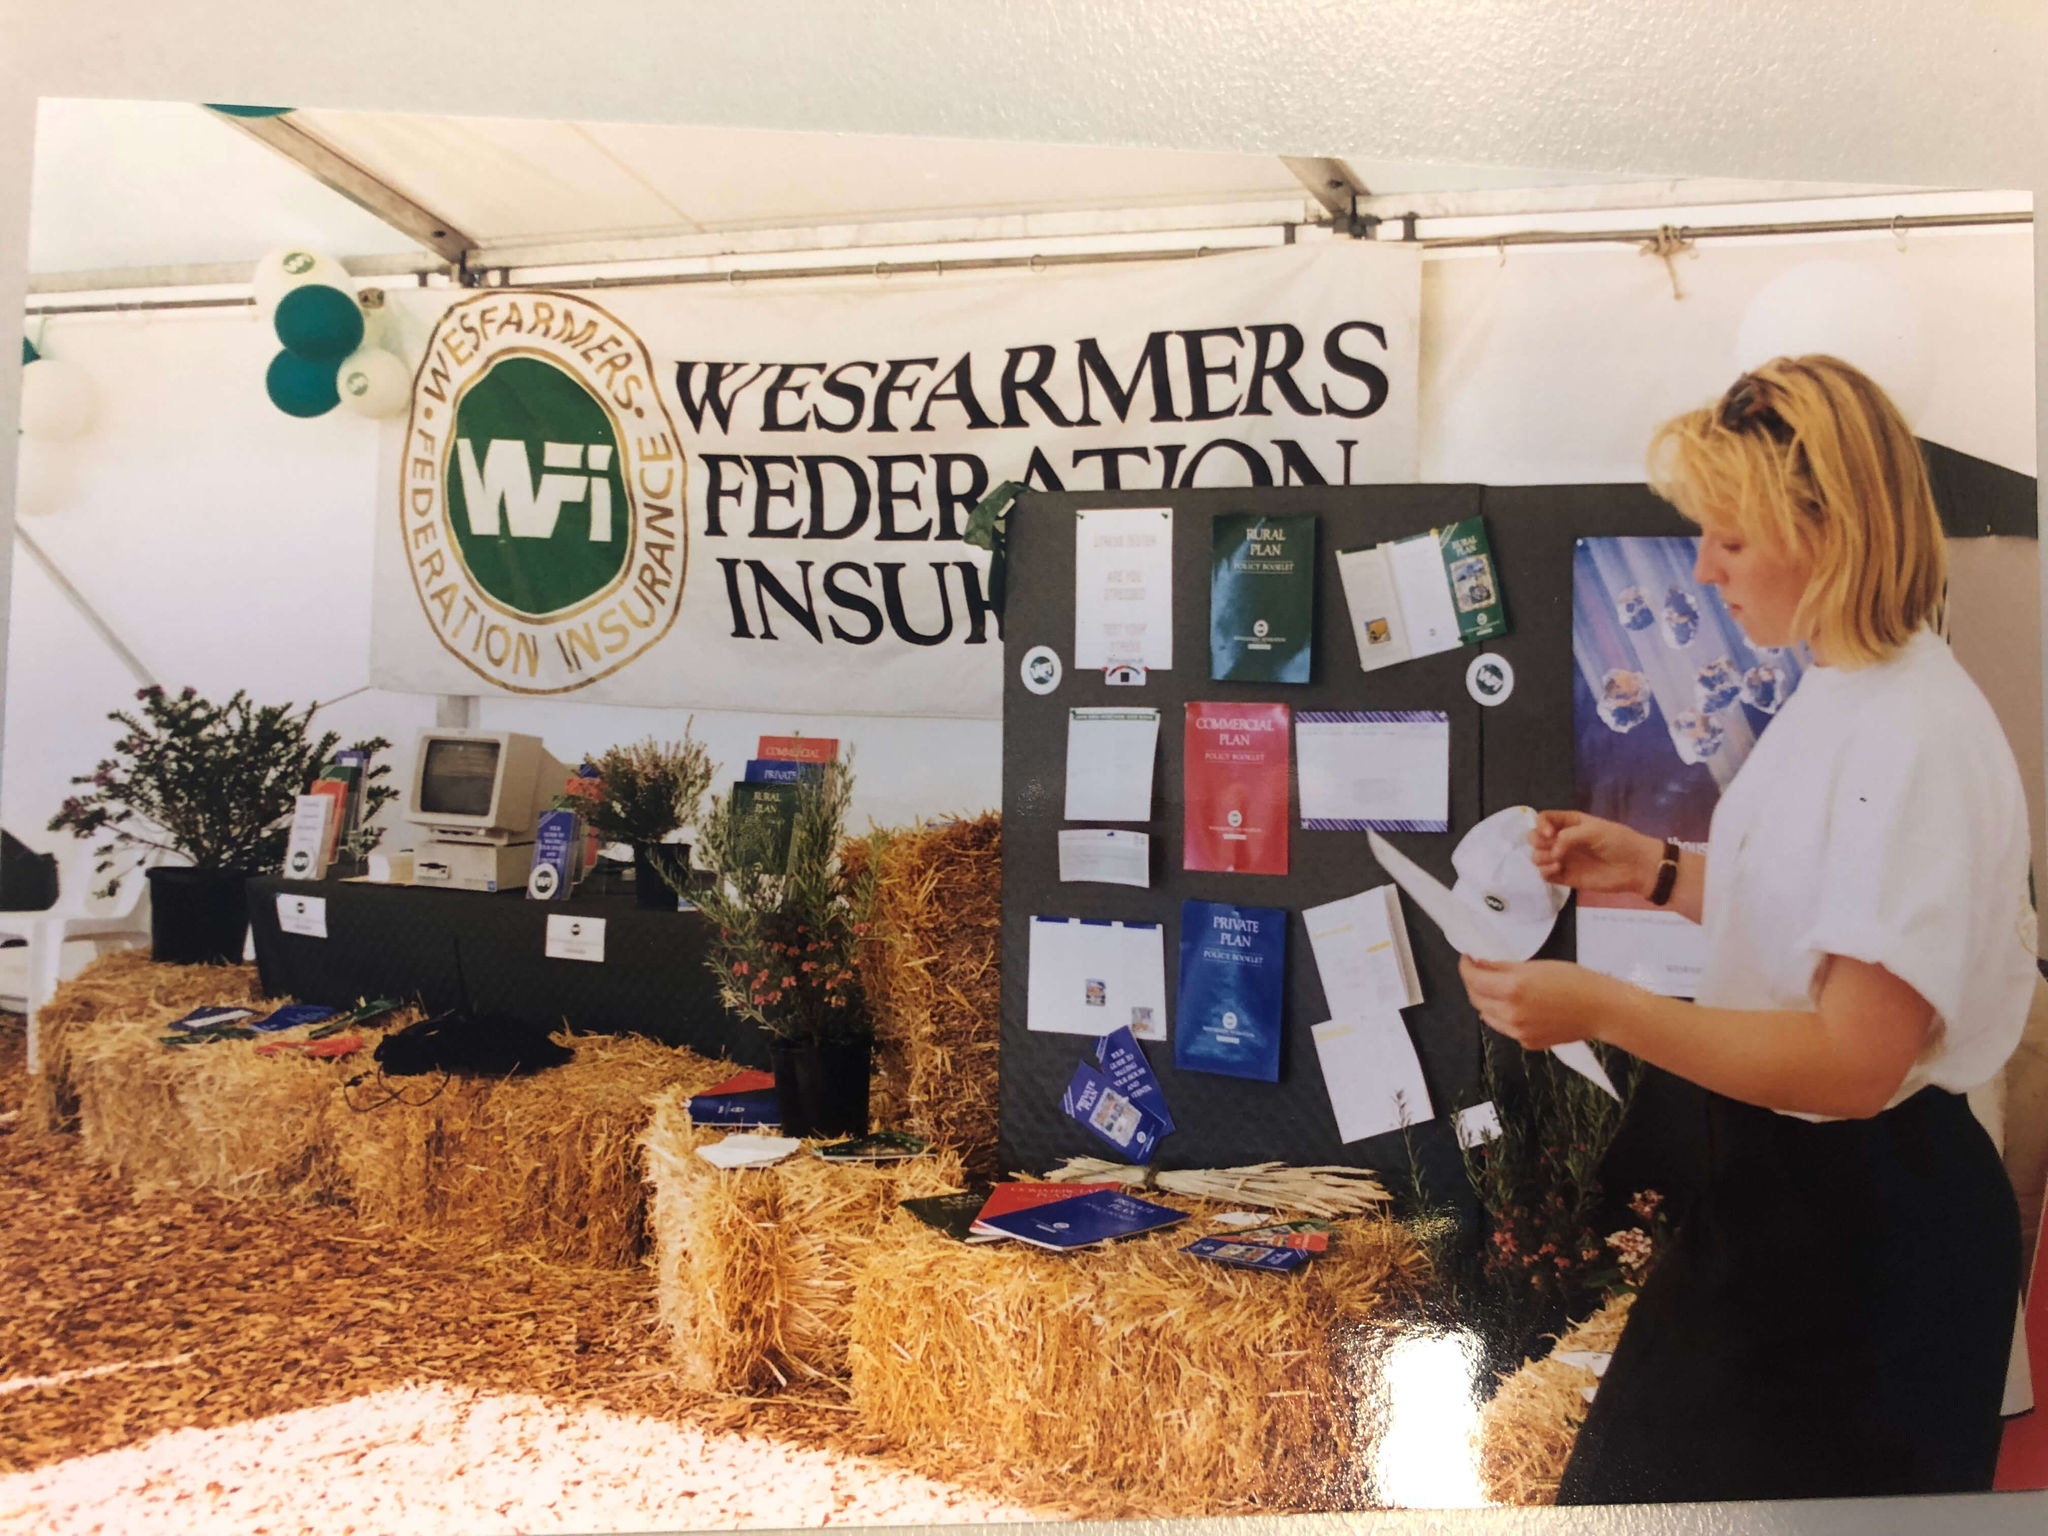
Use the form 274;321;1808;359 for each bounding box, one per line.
1448;806;1569;963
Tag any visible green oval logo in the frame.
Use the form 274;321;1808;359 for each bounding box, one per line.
402;292;685;695
447;355;630;617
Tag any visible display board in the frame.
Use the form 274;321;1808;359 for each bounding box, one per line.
1000;483;1701;1197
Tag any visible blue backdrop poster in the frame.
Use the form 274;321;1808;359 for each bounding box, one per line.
1572;536;1804;993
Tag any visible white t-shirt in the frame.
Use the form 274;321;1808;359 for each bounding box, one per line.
1697;628;2036;1118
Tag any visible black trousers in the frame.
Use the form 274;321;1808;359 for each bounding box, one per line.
1559;1086;2020;1505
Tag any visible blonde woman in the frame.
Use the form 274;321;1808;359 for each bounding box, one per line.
1461;355;2033;1502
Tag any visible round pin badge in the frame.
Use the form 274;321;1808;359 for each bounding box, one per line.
1021;644;1063;695
1466;651;1515;707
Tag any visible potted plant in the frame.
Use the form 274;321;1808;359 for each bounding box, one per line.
49;685;395;964
682;756;878;1137
581;731;715;908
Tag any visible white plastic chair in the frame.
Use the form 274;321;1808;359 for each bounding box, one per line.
0;874;152;1075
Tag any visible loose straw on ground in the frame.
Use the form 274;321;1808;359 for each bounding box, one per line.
641;1087;966;1394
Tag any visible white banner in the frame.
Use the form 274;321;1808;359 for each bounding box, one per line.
370;241;1420;718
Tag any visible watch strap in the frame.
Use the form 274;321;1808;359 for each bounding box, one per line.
1649;840;1682;907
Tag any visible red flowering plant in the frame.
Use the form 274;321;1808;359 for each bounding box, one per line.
1604;1188;1672;1293
1457;1042;1636;1333
48;685;395;899
685;755;879;1047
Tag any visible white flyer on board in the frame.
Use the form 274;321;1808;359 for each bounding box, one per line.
1063;708;1160;822
1296;711;1450;832
1026;916;1167;1040
1311;1014;1434;1144
1074;507;1174;671
1303;884;1424;1018
1057;829;1152;888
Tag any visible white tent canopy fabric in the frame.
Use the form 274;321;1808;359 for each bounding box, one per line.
26;97;1853;289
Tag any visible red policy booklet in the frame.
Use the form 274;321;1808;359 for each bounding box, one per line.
1183;702;1290;875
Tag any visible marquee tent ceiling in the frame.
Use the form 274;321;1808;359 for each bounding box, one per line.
27;98;1928;290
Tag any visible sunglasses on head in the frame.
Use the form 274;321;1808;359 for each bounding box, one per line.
1718;374;1792;439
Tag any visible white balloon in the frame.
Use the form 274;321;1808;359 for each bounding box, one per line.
18;357;96;440
336;346;413;418
1735;258;1932;424
13;442;81;518
252;246;352;318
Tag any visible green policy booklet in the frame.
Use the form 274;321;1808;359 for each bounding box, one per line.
729;781;798;871
1210;512;1316;683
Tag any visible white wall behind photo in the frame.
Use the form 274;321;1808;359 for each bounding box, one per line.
6;225;2034;899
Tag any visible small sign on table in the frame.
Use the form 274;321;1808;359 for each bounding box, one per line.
276;892;328;939
545;913;606;963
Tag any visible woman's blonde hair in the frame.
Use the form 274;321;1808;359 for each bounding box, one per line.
1647;354;1946;668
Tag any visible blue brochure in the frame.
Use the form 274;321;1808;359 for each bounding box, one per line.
1175;899;1287;1082
247;1003;339;1034
1093;1026;1175;1133
1183;1236;1312;1272
977;1189;1187;1250
167;1006;257;1033
1061;1062;1170;1164
744;759;823;786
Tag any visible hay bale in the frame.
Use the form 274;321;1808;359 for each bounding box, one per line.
328;1035;729;1268
70;1011;393;1200
845;1204;1432;1516
641;1087;967;1393
858;814;1000;1176
1476;1293;1635;1506
26;951;265;1133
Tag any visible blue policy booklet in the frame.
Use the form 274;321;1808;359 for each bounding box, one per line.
976;1189;1187;1251
1175;899;1287;1082
1094;1026;1175;1133
1062;1062;1171;1164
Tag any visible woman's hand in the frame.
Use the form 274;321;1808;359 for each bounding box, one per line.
1458;956;1630;1050
1530;810;1662;897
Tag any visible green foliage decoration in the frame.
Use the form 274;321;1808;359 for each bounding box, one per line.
681;755;878;1048
49;685;396;897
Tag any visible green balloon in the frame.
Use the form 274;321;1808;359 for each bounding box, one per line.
274;284;364;363
266;350;339;418
206;104;294;118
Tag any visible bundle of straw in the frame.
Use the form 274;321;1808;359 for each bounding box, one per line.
1476;1293;1635;1505
855;814;1001;1176
846;1203;1432;1516
69;1004;390;1199
327;1033;727;1267
25;950;265;1133
1043;1156;1391;1218
640;1086;966;1393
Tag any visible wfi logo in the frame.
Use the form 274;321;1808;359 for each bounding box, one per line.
402;293;685;693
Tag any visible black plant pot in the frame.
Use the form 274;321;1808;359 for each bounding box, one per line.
632;843;690;908
769;1036;873;1139
146;865;252;965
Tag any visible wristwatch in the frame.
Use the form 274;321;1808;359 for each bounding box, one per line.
1648;839;1682;907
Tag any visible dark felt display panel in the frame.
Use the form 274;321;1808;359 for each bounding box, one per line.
999;483;1707;1196
1920;438;2037;539
249;874;766;1066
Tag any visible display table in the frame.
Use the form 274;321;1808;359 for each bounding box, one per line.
248;872;764;1065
